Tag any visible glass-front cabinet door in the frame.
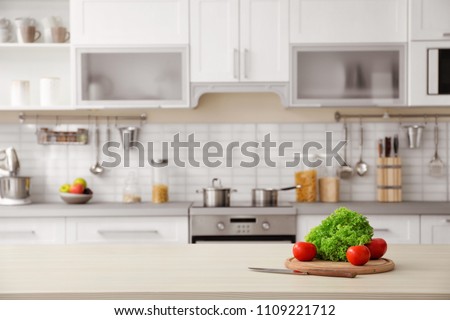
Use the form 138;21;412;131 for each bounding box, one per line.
74;47;189;108
291;45;406;106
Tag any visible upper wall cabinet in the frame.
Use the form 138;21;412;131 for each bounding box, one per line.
190;0;289;82
71;0;189;45
290;0;407;43
73;47;189;108
410;0;450;41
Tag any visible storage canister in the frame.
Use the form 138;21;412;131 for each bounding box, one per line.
151;159;169;204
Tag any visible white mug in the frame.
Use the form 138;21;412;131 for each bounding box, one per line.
41;16;62;28
14;17;35;28
11;80;30;106
0;18;10;29
0;28;10;43
40;77;60;106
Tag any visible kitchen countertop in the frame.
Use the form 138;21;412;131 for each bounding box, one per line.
0;244;448;299
0;201;449;218
0;202;192;217
294;201;450;215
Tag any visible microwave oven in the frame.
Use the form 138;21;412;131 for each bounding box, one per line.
428;48;450;95
410;41;450;106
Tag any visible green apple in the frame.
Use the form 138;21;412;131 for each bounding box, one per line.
59;183;70;193
73;178;87;189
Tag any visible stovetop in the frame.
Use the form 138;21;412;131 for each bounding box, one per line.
189;201;296;216
191;201;294;208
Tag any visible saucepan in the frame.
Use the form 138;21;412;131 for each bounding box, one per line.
252;185;301;207
196;178;237;207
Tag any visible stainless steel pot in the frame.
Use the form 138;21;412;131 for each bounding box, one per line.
0;176;31;200
252;185;301;207
197;178;237;207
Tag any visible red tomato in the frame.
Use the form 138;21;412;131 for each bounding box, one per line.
365;238;388;260
346;245;371;266
293;242;317;261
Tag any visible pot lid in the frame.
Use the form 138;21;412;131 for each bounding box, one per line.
203;178;231;190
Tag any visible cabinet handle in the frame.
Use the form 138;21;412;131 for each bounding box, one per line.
244;49;249;79
0;230;36;235
233;48;239;79
98;230;159;235
373;228;390;232
443;33;450;37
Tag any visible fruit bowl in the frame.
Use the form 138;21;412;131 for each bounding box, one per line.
60;192;93;204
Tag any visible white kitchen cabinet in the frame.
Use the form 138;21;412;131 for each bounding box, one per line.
190;0;289;82
410;0;450;41
291;44;406;106
0;218;65;245
290;0;407;43
73;46;189;108
0;0;71;110
367;215;420;244
297;214;420;244
66;216;189;244
420;215;450;244
70;0;189;45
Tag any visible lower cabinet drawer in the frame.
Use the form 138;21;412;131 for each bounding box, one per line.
366;215;420;244
66;217;188;244
0;218;65;244
420;215;450;244
297;214;420;244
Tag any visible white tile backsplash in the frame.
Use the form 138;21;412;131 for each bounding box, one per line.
2;121;449;203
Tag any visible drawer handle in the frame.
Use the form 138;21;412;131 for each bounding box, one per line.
97;230;159;235
445;219;450;223
373;228;390;232
443;33;450;37
0;230;36;235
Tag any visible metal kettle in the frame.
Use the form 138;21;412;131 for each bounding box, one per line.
0;147;20;176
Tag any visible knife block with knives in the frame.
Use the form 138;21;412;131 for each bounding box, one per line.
377;135;402;202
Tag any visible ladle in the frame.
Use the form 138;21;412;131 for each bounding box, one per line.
90;119;104;175
336;123;353;179
355;119;368;176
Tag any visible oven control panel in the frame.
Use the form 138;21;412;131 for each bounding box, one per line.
191;215;296;236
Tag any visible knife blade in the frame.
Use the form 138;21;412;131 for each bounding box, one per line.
385;137;391;157
248;267;357;278
378;139;383;158
393;134;399;157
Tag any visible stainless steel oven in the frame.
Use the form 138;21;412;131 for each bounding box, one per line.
189;203;296;243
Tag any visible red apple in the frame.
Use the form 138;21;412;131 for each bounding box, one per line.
365;238;388;260
69;183;85;194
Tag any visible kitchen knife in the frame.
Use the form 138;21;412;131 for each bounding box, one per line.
248;267;357;278
393;134;399;157
378;139;383;158
385;137;391;157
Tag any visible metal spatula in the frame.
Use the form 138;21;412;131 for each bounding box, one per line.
429;121;445;177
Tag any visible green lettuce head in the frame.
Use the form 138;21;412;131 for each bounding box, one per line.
304;207;374;261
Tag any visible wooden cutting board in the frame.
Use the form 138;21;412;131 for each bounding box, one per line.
285;257;395;275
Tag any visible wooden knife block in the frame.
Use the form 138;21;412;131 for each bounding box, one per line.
377;157;402;202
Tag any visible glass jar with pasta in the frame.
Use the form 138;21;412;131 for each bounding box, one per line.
295;169;317;202
151;159;169;204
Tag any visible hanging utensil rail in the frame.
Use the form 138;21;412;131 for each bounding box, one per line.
18;112;147;125
335;111;450;123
